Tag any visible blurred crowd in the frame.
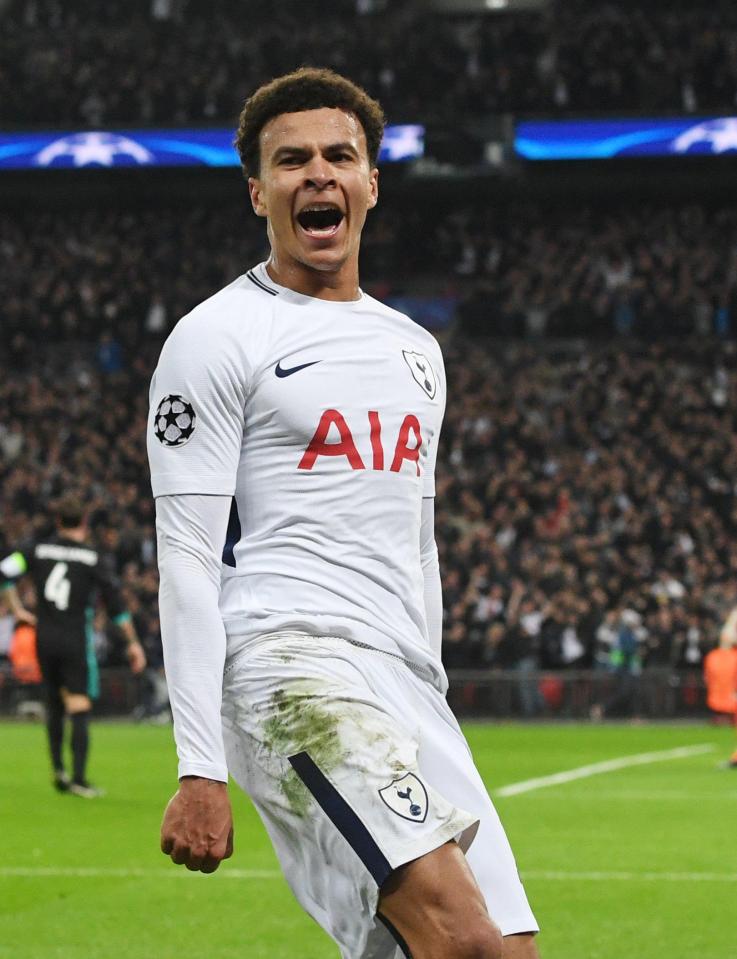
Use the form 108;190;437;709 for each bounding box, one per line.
2;0;737;126
0;351;162;675
3;199;737;367
437;338;737;685
2;333;735;693
2;194;737;694
453;203;737;341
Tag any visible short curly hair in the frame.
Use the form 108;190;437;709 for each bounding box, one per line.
235;67;386;178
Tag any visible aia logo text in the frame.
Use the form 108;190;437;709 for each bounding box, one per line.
299;410;423;475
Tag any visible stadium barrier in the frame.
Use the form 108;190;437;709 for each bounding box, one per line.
0;665;708;720
446;668;707;719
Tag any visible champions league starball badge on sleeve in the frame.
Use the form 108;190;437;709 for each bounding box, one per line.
153;395;197;447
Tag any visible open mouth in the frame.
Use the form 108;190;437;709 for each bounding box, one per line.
296;204;345;237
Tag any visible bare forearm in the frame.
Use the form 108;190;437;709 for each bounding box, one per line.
2;584;23;615
117;616;146;673
119;617;138;646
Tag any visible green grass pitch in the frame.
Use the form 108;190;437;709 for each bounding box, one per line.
1;720;735;958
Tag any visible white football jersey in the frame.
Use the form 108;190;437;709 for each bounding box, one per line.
147;262;447;689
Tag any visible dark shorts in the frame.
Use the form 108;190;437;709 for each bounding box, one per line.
37;636;99;700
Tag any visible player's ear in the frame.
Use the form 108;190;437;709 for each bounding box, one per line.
367;167;379;210
249;178;268;218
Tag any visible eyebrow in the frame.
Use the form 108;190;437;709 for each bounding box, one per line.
270;141;360;163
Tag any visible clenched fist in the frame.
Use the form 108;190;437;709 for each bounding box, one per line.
161;776;234;873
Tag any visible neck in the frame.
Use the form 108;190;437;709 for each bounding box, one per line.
59;527;86;542
265;256;361;302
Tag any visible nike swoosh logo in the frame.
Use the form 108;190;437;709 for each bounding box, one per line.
275;359;321;378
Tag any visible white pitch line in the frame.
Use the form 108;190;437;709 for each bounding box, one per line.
3;866;737;884
0;867;282;879
494;743;716;797
522;870;737;883
525;790;737;802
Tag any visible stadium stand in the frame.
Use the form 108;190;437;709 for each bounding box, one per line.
2;200;735;700
3;200;736;349
2;0;736;719
2;0;737;125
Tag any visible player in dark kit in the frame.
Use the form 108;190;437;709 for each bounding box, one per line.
1;495;146;797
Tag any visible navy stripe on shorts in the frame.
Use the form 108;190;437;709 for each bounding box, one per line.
288;750;393;888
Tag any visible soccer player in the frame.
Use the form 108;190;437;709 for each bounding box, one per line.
149;68;539;958
0;494;146;797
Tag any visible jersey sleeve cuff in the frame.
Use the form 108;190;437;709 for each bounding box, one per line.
177;760;229;783
151;473;236;498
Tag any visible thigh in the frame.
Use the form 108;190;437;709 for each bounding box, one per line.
221;635;478;959
64;691;93;714
37;642;61;697
38;630;92;695
378;840;502;959
58;648;93;698
408;685;539;938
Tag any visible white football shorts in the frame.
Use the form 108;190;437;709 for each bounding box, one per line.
221;633;538;958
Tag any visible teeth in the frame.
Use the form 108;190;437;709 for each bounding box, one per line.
301;204;342;214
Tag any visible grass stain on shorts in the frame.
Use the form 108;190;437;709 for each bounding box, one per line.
263;681;348;817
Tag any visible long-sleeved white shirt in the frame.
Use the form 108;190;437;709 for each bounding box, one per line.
148;264;447;780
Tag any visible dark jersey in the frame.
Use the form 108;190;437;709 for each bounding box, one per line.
0;535;128;647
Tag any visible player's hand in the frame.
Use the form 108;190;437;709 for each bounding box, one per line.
15;608;37;626
160;777;233;874
126;641;147;675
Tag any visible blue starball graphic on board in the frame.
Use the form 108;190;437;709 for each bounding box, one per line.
672;118;737;155
515;114;737;161
0;124;424;170
35;132;154;168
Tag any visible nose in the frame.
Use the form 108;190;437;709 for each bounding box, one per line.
304;156;336;190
